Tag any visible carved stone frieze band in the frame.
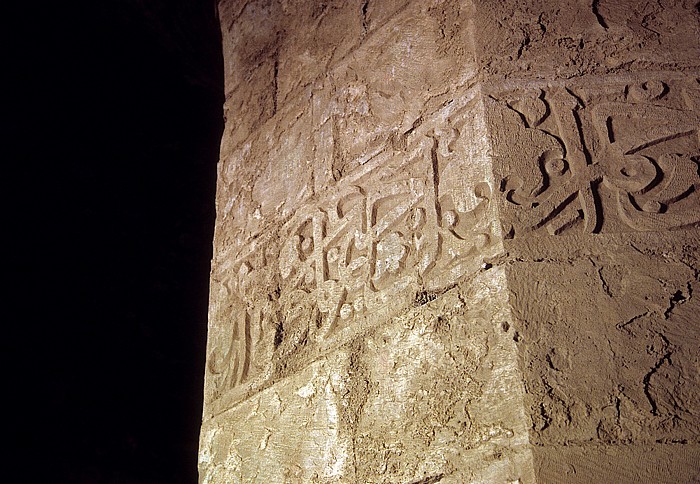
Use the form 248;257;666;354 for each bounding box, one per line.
486;75;700;237
205;0;700;479
204;74;700;418
203;85;502;416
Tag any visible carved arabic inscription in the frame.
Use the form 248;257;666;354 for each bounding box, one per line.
490;77;700;236
205;92;499;411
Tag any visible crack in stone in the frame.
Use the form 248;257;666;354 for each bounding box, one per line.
410;473;445;484
591;0;608;29
361;0;369;35
272;55;279;116
616;311;649;333
664;283;690;318
589;258;613;297
643;348;672;416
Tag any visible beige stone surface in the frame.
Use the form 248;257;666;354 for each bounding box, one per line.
474;1;700;480
534;443;700;483
202;0;699;481
475;0;700;81
502;233;700;445
201;269;534;483
205;75;499;418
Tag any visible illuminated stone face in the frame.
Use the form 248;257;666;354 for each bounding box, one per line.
201;0;700;482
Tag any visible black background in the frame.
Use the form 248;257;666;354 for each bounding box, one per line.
10;0;224;482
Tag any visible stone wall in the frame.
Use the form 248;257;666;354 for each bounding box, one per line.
479;1;700;481
200;0;699;482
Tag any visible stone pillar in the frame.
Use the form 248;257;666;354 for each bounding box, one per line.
200;0;699;482
477;1;700;482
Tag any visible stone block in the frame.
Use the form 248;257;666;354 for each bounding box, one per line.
204;82;505;417
534;443;700;483
474;0;700;81
200;269;535;483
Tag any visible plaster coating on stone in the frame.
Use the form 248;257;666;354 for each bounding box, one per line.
201;0;699;482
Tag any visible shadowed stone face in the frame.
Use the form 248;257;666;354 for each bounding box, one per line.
202;0;700;482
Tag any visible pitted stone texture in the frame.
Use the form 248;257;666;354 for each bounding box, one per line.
214;0;478;252
199;351;353;483
484;75;700;239
534;444;700;483
474;0;700;81
506;232;700;446
205;0;700;482
199;269;534;483
204;86;502;415
352;269;532;483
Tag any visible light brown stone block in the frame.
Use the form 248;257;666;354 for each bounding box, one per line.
200;270;534;482
203;0;700;481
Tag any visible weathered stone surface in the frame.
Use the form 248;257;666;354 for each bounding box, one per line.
202;0;699;481
485;75;700;237
472;1;700;481
505;233;700;443
535;443;700;483
205;83;500;416
200;269;534;483
475;0;700;81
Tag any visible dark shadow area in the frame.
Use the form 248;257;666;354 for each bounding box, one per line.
10;1;223;481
